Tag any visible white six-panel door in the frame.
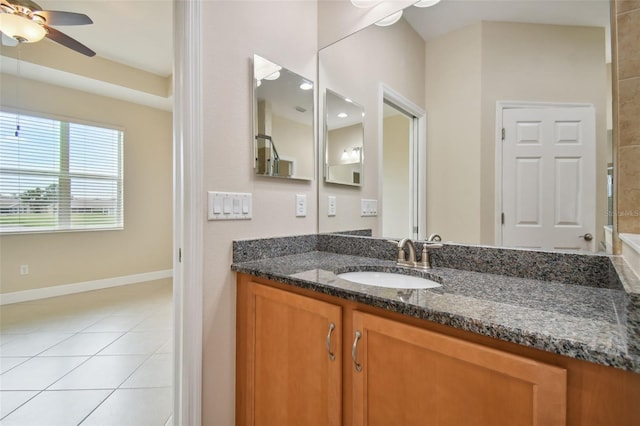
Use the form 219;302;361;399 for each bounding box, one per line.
501;106;596;251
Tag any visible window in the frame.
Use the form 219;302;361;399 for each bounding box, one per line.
0;111;123;234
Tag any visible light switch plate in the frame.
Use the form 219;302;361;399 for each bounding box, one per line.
208;191;252;220
295;194;307;217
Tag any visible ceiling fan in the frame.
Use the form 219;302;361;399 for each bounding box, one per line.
0;0;95;57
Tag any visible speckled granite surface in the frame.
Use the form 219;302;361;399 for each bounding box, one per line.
231;234;640;373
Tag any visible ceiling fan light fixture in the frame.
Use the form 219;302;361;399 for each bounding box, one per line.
375;10;403;26
0;13;46;43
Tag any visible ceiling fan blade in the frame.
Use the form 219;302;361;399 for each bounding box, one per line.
1;31;19;47
44;25;95;57
35;10;92;26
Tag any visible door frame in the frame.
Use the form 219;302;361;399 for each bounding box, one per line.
379;84;426;240
173;1;203;424
494;101;596;247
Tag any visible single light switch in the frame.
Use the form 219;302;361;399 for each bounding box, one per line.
223;197;232;214
213;197;222;214
233;198;241;214
242;198;250;214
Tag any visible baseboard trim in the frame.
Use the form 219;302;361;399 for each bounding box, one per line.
0;269;174;305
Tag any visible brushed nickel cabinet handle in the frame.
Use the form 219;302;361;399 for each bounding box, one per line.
352;330;362;372
326;322;336;361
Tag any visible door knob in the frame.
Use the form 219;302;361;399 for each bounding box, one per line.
579;233;593;242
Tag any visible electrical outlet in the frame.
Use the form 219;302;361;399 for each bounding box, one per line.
20;264;29;275
328;196;336;216
296;194;307;217
361;199;378;217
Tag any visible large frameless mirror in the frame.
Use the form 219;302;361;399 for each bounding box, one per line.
324;89;364;186
317;0;613;252
253;54;314;180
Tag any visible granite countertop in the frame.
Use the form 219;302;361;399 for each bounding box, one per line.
232;247;640;374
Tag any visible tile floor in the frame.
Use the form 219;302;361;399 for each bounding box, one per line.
0;279;173;426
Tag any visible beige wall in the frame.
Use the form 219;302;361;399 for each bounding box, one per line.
201;1;317;424
271;115;314;179
328;123;362;165
318;18;425;235
0;74;173;294
382;113;411;238
425;22;608;246
425;23;483;243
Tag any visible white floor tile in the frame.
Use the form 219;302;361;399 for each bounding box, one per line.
99;331;170;356
80;387;172;426
121;353;172;388
1;390;111;426
49;355;147;390
0;332;73;357
0;357;29;374
40;332;124;356
35;315;105;333
0;280;173;423
0;356;88;390
155;337;173;354
131;314;173;332
0;390;38;418
81;314;147;333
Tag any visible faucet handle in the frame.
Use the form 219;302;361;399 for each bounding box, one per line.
423;242;443;249
419;242;443;269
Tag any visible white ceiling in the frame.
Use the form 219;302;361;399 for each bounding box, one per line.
403;0;611;60
29;0;610;79
1;0;611;111
33;0;173;76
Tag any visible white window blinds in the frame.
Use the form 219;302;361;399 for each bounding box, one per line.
0;111;123;234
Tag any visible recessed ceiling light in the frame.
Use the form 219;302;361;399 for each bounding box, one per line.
299;82;313;90
338;112;348;118
414;0;441;8
351;0;382;8
345;98;353;103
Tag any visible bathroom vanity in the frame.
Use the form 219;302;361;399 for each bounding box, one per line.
232;234;640;425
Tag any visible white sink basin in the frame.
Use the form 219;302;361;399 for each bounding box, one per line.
337;271;442;289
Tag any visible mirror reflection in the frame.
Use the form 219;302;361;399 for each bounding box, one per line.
324;89;364;186
253;54;314;180
318;0;613;253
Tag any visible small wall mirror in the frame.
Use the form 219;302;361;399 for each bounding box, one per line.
253;54;314;180
324;89;364;186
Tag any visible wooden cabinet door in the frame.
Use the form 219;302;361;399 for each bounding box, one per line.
351;311;567;426
238;280;342;426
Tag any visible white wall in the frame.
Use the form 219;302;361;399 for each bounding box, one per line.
201;1;317;424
